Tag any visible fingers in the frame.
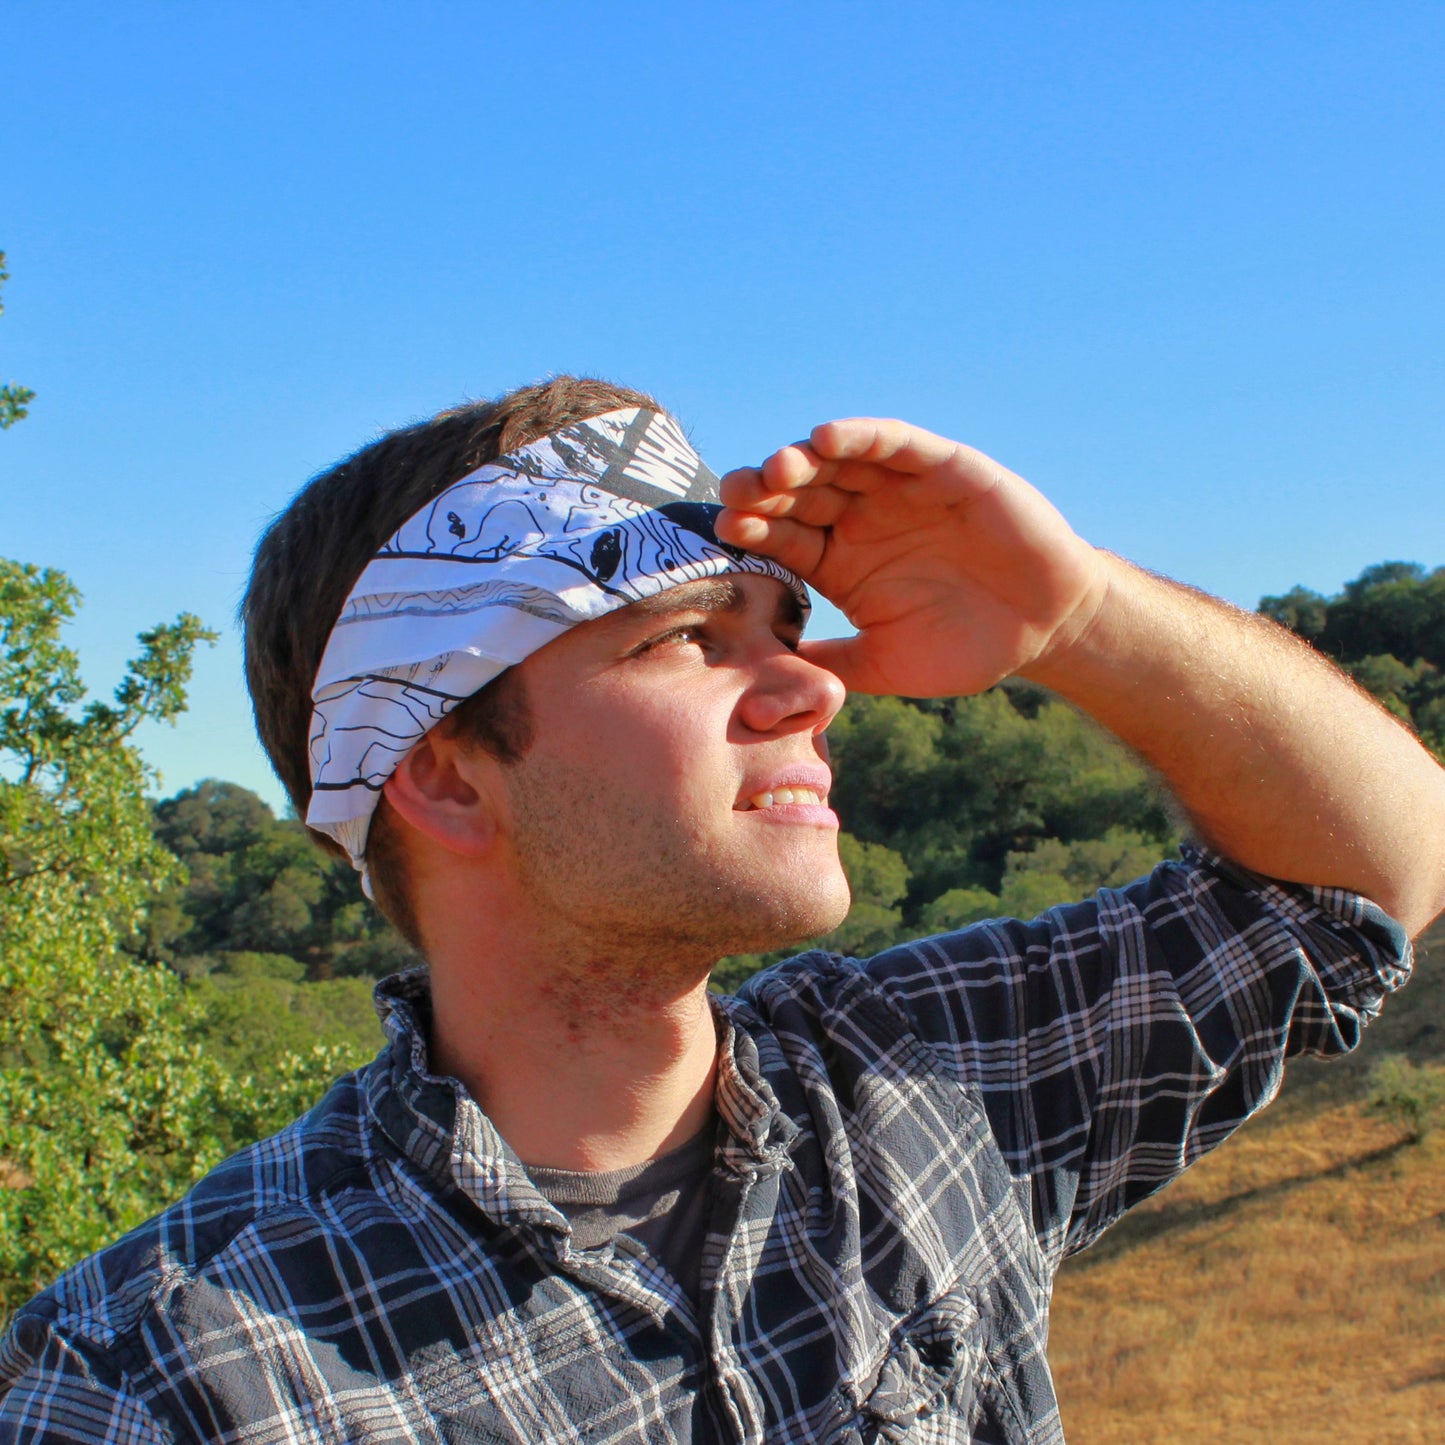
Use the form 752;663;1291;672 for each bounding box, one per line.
760;440;893;497
720;445;831;503
724;420;999;505
797;636;886;695
716;418;1009;588
809;418;966;474
719;461;852;525
713;509;828;578
719;460;799;512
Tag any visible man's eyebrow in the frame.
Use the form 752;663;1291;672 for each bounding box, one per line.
619;578;806;630
622;579;749;620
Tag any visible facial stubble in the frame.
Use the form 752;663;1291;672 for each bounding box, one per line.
504;765;851;998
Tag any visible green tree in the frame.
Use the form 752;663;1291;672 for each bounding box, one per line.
1261;562;1445;762
996;827;1175;919
815;833;912;957
182;954;382;1078
1343;654;1435;726
713;684;1178;990
917;885;1001;932
825;694;945;841
0;252;34;429
0;561;218;1300
829;688;1173;914
1257;584;1328;643
140;780;418;981
132;780;277;965
0;562;366;1306
1328;562;1444;666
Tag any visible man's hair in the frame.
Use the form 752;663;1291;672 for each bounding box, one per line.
243;376;662;945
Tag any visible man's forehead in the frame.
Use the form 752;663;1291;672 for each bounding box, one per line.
616;576;805;627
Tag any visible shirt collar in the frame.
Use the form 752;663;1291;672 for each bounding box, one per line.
365;971;798;1229
366;970;561;1233
710;994;801;1173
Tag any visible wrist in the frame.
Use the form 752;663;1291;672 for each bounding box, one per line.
1016;550;1135;699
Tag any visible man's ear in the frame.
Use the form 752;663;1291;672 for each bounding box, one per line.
381;728;503;859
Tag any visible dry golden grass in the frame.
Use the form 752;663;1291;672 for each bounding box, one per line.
1049;919;1445;1444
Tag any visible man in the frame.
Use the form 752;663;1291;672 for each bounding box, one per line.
2;375;1442;1443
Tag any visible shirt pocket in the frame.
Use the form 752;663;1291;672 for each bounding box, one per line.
852;1288;1027;1444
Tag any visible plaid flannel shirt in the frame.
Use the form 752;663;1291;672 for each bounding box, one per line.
0;848;1410;1443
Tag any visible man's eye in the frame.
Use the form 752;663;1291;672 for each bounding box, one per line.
640;625;703;653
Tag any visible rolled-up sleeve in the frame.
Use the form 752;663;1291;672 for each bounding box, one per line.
862;845;1412;1264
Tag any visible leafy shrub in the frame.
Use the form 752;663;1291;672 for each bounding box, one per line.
1365;1055;1445;1142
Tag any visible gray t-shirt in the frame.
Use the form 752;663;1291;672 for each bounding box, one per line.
528;1125;716;1303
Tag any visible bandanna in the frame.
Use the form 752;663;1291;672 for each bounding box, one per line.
306;407;807;882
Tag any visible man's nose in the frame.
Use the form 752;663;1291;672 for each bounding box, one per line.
737;649;847;737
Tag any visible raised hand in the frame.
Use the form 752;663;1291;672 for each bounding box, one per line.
716;418;1109;697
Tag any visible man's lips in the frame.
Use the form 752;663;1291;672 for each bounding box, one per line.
734;766;835;815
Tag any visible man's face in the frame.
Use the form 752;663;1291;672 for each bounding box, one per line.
493;575;851;974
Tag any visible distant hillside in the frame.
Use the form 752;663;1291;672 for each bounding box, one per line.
1049;917;1444;1443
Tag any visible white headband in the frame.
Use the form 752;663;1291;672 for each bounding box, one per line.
305;407;808;883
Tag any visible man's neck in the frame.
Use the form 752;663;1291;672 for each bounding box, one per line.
425;945;721;1173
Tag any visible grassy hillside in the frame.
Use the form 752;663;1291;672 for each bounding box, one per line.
1049;917;1444;1443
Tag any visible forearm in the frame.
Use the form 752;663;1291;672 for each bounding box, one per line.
1023;552;1445;936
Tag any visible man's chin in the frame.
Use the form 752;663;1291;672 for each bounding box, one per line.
711;886;852;958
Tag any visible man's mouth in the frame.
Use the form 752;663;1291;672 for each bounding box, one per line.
741;787;826;811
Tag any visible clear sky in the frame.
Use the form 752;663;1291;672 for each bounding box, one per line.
3;1;1442;813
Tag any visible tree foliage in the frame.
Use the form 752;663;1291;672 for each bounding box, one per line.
182;953;381;1082
0;563;364;1309
134;780;416;981
828;686;1176;915
0;253;34;430
1260;561;1445;760
1366;1054;1445;1143
721;559;1445;992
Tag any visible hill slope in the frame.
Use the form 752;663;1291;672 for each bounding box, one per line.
1048;918;1444;1443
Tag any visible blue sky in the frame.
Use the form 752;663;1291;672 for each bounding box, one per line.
3;1;1442;813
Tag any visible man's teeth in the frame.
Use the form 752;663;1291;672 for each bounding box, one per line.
747;787;823;810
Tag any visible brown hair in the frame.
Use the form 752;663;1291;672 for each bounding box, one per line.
242;375;662;943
